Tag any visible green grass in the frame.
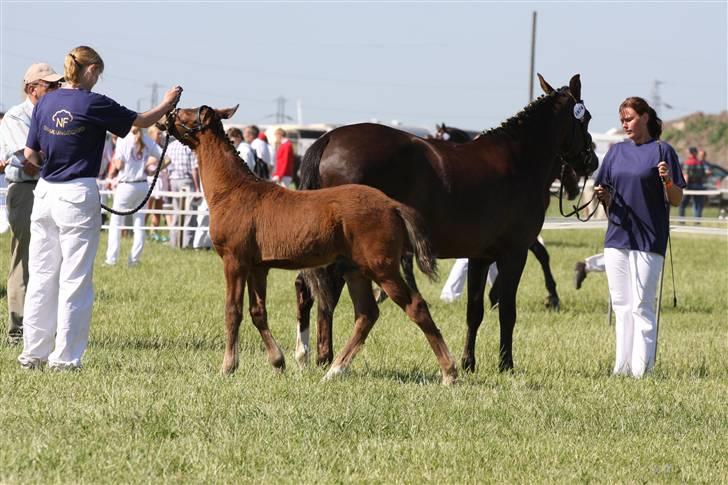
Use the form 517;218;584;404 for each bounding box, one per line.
0;226;726;483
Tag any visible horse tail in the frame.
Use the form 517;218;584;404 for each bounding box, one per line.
300;265;339;315
299;134;330;190
395;205;438;282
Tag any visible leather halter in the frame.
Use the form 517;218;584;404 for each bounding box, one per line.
167;106;206;141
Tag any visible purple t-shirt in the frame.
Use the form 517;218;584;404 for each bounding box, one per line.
594;139;686;256
26;88;137;182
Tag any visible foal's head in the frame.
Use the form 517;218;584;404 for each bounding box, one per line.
158;105;239;149
537;74;599;178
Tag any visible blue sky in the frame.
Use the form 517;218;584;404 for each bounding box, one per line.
1;1;726;133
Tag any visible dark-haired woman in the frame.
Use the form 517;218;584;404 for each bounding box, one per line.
594;97;684;378
18;46;181;370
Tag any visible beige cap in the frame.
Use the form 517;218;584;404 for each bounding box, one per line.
23;63;63;85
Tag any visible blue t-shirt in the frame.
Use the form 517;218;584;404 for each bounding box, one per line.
594;140;686;256
26;88;137;182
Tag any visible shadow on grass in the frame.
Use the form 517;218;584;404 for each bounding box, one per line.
91;335;220;352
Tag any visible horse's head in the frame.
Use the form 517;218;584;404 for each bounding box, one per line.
538;74;599;177
157;105;239;148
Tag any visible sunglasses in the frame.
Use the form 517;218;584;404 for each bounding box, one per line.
31;80;62;90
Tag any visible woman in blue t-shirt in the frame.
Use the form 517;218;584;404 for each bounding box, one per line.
18;45;181;371
594;97;685;378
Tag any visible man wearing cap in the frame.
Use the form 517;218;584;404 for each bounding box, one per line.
0;63;62;345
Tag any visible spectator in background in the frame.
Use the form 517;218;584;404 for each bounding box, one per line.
678;146;708;219
272;128;294;187
0;62;62;345
104;126;160;267
166;137;200;249
245;125;273;178
226;127;255;172
146;125;172;242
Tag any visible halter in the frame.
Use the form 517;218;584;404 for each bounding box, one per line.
167;106;207;141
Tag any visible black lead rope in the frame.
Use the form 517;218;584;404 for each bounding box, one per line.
657;141;678;308
101;131;171;216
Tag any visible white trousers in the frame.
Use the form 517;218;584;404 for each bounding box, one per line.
604;248;664;378
440;258;498;303
18;178;101;368
193;196;211;249
105;182;148;265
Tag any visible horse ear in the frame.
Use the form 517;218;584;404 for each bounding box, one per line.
569;74;582;100
216;105;239;120
537;73;554;95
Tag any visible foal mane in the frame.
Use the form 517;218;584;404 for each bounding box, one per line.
481;88;567;138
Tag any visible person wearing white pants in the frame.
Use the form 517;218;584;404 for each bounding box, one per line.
18;45;181;370
104;127;162;266
594;96;684;378
440;258;498;303
604;248;663;377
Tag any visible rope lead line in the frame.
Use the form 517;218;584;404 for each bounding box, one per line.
101;131;171;216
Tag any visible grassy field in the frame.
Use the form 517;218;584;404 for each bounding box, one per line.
0;221;726;483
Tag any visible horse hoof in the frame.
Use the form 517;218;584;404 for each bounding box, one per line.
544;296;560;311
294;347;309;368
441;369;458;386
322;366;345;381
316;354;334;368
220;363;237;376
461;356;476;373
269;354;286;371
498;360;514;373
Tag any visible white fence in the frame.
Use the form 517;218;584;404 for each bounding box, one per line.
0;187;726;238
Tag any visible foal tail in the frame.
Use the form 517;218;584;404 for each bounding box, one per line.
395;205;438;282
299;134;330;190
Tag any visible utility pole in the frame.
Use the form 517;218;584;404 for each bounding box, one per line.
528;11;537;103
144;82;159;110
652;80;664;114
274;96;292;123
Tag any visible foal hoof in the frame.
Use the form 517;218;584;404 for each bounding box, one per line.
322;365;345;382
269;355;286;372
441;368;458;386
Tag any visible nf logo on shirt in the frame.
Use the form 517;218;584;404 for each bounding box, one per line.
52;110;73;128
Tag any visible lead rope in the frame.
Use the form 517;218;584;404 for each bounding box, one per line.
101;131;171;216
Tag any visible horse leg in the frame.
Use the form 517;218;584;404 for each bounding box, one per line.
247;267;285;371
530;240;560;310
378;274;458;385
315;265;346;367
495;249;528;372
375;253;417;304
324;272;380;380
294;273;313;367
462;258;491;373
221;258;248;375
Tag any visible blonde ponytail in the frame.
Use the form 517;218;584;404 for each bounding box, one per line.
64;46;104;86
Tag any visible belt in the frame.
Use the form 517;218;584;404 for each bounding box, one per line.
7;179;38;185
119;180;147;184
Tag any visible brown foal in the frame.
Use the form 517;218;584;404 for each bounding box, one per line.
159;105;457;385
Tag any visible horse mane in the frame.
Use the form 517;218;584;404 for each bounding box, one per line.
481;88;566;138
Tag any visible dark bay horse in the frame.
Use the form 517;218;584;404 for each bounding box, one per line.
294;74;598;372
434;123;581;310
159;104;458;384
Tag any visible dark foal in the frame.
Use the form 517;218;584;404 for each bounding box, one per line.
159;105;457;385
295;74;598;373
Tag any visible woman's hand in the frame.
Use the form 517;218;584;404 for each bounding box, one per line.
162;86;183;111
657;161;671;183
594;184;611;207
